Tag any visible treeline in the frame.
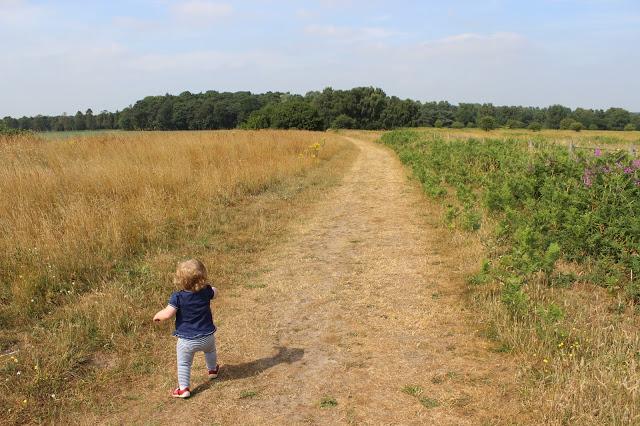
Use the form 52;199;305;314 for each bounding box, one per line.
3;87;639;132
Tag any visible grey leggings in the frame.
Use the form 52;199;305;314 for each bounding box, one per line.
176;333;217;388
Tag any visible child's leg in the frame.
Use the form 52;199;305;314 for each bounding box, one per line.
176;338;195;389
203;334;218;370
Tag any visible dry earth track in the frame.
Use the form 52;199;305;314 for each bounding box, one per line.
100;136;522;425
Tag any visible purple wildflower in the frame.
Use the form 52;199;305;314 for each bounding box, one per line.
624;167;634;174
601;166;611;174
633;159;640;169
582;170;593;187
594;148;602;157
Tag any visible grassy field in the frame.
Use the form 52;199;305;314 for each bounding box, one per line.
382;129;640;424
37;130;124;140
4;127;640;424
412;127;640;148
0;130;354;423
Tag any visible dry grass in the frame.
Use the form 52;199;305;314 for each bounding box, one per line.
467;258;640;424
412;127;640;147
336;129;383;143
0;130;354;424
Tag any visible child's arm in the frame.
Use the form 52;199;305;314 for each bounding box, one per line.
153;305;177;322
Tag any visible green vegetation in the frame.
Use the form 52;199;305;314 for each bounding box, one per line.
383;129;640;423
419;397;440;409
239;390;258;399
528;121;542;131
401;385;423;397
319;396;338;408
383;130;639;296
401;385;439;409
478;115;497;131
4;88;640;133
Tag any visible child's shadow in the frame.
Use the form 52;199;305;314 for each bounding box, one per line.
191;346;304;397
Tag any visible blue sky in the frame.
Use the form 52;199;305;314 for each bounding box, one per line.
1;0;639;116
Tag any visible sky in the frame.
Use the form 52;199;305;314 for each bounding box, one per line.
1;0;639;117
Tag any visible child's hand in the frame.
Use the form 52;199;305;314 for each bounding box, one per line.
153;305;177;323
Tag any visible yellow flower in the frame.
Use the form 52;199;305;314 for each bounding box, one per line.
543;359;549;363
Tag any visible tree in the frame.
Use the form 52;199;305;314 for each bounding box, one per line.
74;111;86;130
478;116;497;131
85;109;96;130
451;121;465;129
381;97;420;129
546;104;571;129
241;107;273;129
560;118;576;130
1;87;637;133
455;103;477;125
570;122;584;132
2;116;18;129
506;119;524;129
118;109;134;130
331;114;356;129
32;115;50;131
528;121;542;132
605;108;631;130
269;100;323;131
572;108;595;128
624;123;637;131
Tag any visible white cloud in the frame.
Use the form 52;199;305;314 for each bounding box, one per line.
295;8;315;19
418;32;528;56
0;0;45;26
112;16;161;32
128;49;289;72
171;1;232;24
304;25;398;42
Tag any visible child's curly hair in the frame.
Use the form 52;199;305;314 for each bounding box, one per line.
174;259;208;292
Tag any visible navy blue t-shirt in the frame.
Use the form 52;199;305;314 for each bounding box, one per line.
168;285;216;339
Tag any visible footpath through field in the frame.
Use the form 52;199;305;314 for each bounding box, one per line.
105;136;521;425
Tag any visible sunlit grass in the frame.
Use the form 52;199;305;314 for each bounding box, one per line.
0;130;352;423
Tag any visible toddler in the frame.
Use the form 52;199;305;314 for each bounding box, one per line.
153;259;219;398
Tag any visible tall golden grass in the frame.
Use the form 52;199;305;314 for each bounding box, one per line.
0;130;352;423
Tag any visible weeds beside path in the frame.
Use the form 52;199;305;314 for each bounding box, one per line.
93;136;524;425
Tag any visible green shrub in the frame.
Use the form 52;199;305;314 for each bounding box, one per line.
570;122;584;132
506;119;525;129
528;122;542;131
501;277;529;318
332;114;356;129
560;118;576;130
478;116;497;131
382;130;640;299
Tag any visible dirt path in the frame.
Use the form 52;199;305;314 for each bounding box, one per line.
107;137;520;425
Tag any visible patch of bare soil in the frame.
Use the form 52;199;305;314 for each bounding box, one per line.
97;137;522;425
